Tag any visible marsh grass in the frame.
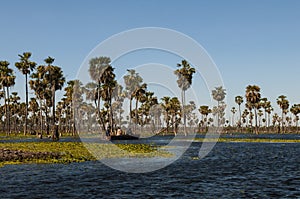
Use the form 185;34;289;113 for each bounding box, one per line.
0;142;172;167
194;137;300;143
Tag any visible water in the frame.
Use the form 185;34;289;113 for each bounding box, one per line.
1;138;300;198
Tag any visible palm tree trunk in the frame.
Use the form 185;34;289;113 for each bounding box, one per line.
3;87;7;135
72;100;76;136
254;108;258;134
135;98;138;132
52;84;57;140
181;89;187;136
39;98;43;135
238;104;241;127
6;87;11;135
281;110;284;134
129;98;132;127
217;101;220;129
109;92;114;131
24;74;28;136
119;105;122;127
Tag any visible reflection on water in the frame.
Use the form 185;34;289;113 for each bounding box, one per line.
1;137;299;198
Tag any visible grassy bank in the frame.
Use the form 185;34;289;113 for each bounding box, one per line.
0;142;172;167
194;137;300;143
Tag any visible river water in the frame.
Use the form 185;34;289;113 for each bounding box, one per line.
0;135;299;198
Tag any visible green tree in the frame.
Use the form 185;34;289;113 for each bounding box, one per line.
100;65;117;130
174;60;195;135
30;65;49;135
124;69;143;127
88;57;111;131
290;104;300;132
169;97;181;135
277;95;289;133
245;85;261;134
231;107;237;126
0;61;16;135
198;105;211;130
235;96;243;127
43;57;65;139
15;52;36;135
161;96;171;133
212;86;226;128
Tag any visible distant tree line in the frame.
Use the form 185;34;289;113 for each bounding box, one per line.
1;53;300;139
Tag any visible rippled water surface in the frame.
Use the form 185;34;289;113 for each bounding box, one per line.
1;138;299;198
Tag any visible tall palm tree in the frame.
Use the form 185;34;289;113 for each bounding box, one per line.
265;105;273;129
277;95;289;133
43;57;65;139
212;86;226;128
124;69;143;127
15;52;36;135
198;105;211;129
174;60;195;135
132;83;147;129
64;80;84;135
88;57;111;130
112;83;125;127
235;96;243;127
10;92;21;133
30;65;48;135
29;97;39;133
161;96;171;133
231;107;237;126
245;85;261;134
169;97;181;135
290;104;300;132
101;65;117;130
0;61;16;135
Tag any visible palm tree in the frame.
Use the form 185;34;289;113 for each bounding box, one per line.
212;86;226;128
290;104;300;132
245;85;261;134
64;80;84;135
231;107;237;126
265;105;273;129
161;96;171;133
29;97;39;133
235;96;243;127
169;97;181;135
15;52;36;135
112;83;125;127
132;83;147;129
30;65;48;135
198;105;211;130
88;57;111;131
10;92;21;133
124;69;143;127
277;95;289;133
43;57;65;139
174;60;195;135
101;65;117;131
0;61;16;135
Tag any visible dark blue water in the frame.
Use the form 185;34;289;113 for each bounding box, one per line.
1;140;299;198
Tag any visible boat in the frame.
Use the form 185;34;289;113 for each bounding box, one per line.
109;134;139;140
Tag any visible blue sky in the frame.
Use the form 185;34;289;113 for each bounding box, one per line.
1;0;300;116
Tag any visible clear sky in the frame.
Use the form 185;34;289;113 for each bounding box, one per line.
1;0;300;116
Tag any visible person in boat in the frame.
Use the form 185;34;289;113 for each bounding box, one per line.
116;127;122;136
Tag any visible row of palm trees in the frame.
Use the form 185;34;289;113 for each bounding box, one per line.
0;52;65;139
1;53;300;137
